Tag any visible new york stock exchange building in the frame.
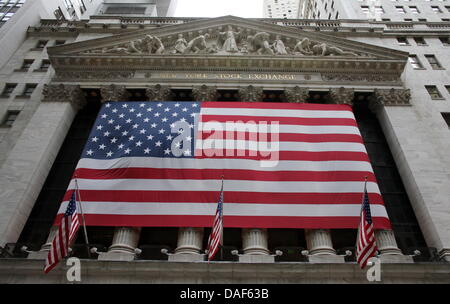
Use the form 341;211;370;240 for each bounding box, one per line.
1;14;450;284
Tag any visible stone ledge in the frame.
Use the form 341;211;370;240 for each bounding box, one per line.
1;259;449;284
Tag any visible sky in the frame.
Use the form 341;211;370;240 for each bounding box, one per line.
174;0;264;18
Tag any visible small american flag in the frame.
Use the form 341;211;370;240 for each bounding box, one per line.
206;181;224;261
356;181;378;269
44;191;80;274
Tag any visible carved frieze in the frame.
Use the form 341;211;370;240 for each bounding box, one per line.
192;85;218;102
55;71;135;80
373;88;411;106
238;85;263;102
42;84;86;110
328;87;354;106
284;86;309;103
145;84;173;101
100;84;130;103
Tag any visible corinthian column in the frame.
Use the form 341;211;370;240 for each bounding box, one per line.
98;227;141;261
239;228;274;263
284;86;309;103
168;227;205;262
328;87;354;106
238;85;264;102
304;229;345;263
375;229;413;263
192;85;218;102
146;84;173;101
100;84;130;103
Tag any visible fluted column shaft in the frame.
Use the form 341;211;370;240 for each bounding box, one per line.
108;227;141;254
375;229;402;255
174;227;204;254
242;228;270;255
305;229;336;255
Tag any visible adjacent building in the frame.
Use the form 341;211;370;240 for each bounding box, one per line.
0;1;450;283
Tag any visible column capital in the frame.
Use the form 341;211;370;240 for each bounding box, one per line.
238;85;263;102
284;86;309;103
373;88;411;107
145;84;173;101
42;84;86;110
100;84;130;103
192;85;218;102
328;87;354;106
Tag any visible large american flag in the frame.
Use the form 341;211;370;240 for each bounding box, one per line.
45;191;80;273
55;101;391;230
206;182;224;261
356;183;378;269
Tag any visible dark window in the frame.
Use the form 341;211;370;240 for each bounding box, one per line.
104;6;146;14
126;89;147;101
39;59;51;71
439;37;450;46
55;40;66;46
171;89;193;102
21;59;34;70
446;85;450;95
432;6;443;13
36;40;48;49
1;83;17;96
217;90;239;102
425;85;443;99
22;84;37;97
397;37;409;45
425;55;443;69
442;113;450;127
408;55;424;69
2;110;20;127
262;90;284;103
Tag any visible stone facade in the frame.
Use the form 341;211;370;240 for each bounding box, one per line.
1;14;450;283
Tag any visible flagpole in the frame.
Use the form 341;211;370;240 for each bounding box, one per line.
74;174;91;258
220;175;224;261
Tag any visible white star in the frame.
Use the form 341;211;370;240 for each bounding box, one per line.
192;103;198;107
144;148;151;154
154;112;161;117
170;123;175;128
140;103;145;108
112;108;118;113
151;123;157;128
164;107;170;112
115;125;121;130
159;128;165;134
92;137;99;142
128;136;135;141
108;119;114;124
157;103;163;107
174;141;181;148
155;141;162;147
105;103;111;108
124;148;131;154
119;114;125;118
96;125;103;130
132;123;139;129
162;117;168;122
122;131;129;136
99;144;106;150
122;104;128;108
190;113;196;117
164;148;171;155
147;135;154;140
139;129;146;134
136;113;143;117
129;108;135;113
86;149;94;155
182;107;188;112
126;119;132;123
166;135;173;141
146;107;153;112
101;114;108;119
189;124;194;129
180;118;186;122
184;149;192;156
106;151;113;157
174;103;180;107
135;141;142;147
103;131;110;137
172;112;178;117
186;136;192;142
118;144;124;149
110;137;118;143
144;118;150;123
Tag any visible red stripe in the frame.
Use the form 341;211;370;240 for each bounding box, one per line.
74;167;377;182
54;214;391;229
200;115;358;126
200;131;364;143
62;190;385;205
202;101;353;111
195;150;370;161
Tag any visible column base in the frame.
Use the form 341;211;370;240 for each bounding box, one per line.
439;249;450;262
238;255;274;263
307;254;345;264
98;251;136;261
378;254;413;264
168;253;206;262
27;251;49;260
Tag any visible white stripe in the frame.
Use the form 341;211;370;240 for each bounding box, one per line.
67;179;381;194
200;122;360;135
201;107;355;119
197;140;367;153
57;201;389;218
76;157;374;173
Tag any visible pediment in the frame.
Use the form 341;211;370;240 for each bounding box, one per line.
47;15;408;76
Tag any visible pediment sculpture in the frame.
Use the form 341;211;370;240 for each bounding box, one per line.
84;25;364;57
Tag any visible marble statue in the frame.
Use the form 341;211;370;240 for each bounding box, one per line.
173;34;188;54
248;32;274;55
219;25;240;53
312;43;358;57
184;33;210;53
272;35;288;55
293;38;313;55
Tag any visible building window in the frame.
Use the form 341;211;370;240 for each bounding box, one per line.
439;37;450;46
2;111;20;127
413;37;427;45
1;83;17;97
425;85;443;99
431;6;443;13
36;40;48;49
22;84;37;97
418;18;427;22
408;55;424;69
397;37;409;45
441;113;450;128
395;6;406;14
55;40;66;46
361;6;370;14
21;59;34;70
409;6;420;13
425;55;443;69
446;85;450;95
39;59;51;71
374;6;385;14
